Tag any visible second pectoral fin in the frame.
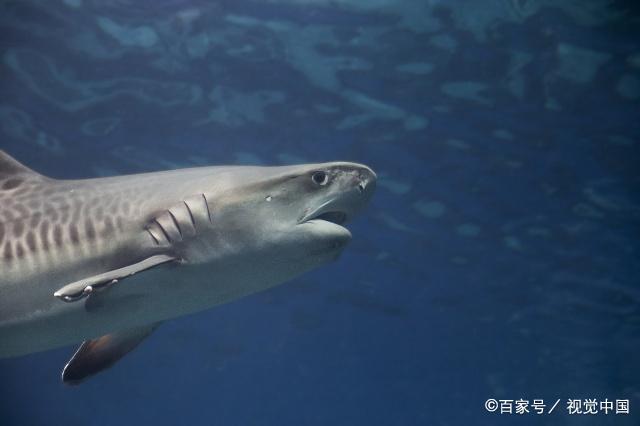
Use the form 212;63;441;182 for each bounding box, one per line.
53;254;177;302
62;323;160;385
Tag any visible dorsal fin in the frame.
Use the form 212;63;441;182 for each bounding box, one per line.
0;150;47;181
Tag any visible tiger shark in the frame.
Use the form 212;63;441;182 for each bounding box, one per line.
0;150;376;384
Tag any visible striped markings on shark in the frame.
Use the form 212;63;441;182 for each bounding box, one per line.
0;150;376;384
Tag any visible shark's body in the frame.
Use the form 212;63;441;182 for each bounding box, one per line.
0;151;375;383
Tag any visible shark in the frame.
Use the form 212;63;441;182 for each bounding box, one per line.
0;150;376;384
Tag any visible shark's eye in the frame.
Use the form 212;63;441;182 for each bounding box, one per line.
312;171;328;186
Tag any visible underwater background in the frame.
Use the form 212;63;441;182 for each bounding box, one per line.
0;0;638;425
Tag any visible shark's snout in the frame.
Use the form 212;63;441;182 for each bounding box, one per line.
354;164;376;197
344;164;376;213
299;163;376;226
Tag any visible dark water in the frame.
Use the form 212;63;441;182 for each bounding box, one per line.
0;1;639;425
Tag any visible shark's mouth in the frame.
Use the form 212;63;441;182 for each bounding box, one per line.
299;206;353;251
313;211;347;225
299;200;349;226
298;199;353;240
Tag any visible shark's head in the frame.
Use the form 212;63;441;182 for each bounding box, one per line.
195;162;376;277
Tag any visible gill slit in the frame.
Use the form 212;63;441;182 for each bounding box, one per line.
154;219;171;243
183;201;196;228
201;193;212;223
168;210;183;238
147;228;160;245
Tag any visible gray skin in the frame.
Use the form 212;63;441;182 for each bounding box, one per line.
0;151;376;358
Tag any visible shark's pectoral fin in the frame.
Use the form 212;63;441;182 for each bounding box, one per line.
53;254;177;302
62;323;160;385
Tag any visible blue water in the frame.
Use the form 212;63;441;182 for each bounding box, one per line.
1;1;638;425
